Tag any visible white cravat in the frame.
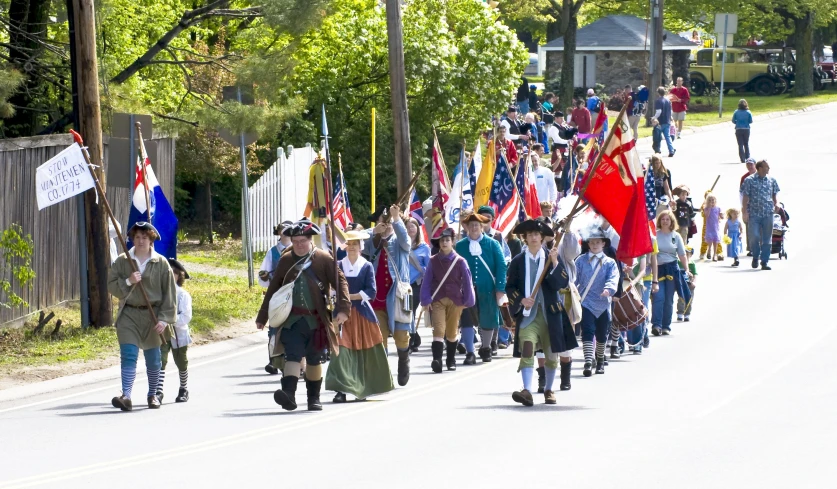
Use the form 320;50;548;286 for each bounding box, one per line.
469;235;483;256
588;252;604;262
523;247;546;317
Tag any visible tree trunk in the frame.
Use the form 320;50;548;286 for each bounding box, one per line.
205;178;214;244
546;20;561;45
559;16;578;113
5;0;53;137
793;12;815;97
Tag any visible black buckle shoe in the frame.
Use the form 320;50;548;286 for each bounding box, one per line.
265;363;279;375
445;340;458;371
306;379;323;411
595;358;605;375
397;350;411;386
583;362;593;377
333;392;347;403
560;361;572;391
111;395;133;412
463;353;477;365
175;388;189;403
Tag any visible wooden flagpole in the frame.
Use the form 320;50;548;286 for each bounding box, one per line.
526;98;632;301
71;130;171;346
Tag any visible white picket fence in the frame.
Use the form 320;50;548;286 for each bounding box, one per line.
248;144;317;252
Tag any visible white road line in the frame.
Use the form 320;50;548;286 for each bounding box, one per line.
0;356;511;488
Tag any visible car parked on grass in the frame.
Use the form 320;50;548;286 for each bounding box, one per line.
689;47;786;96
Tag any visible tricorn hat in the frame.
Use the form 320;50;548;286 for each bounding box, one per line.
460;212;490;225
129;221;160;240
580;225;610;245
167;258;190;279
273;220;294;236
513;218;555;237
282;218;321;237
368;205;388;223
431;227;457;245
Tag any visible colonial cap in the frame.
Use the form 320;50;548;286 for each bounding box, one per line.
431;227;457;245
129;221;160;240
282;218;321;237
167;259;190;279
477;205;495;218
514;218;554;237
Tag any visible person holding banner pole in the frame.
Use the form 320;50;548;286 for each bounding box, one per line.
69;130;176;412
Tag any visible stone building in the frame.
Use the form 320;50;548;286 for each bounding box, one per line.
538;15;697;94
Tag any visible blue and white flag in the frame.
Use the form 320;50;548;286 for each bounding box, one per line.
127;138;178;259
444;146;474;233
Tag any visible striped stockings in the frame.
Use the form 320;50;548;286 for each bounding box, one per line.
583;341;594;363
157;369;189;393
121;366;136;399
146;369;160;398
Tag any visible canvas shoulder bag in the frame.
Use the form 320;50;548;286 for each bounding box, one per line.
268;255;310;328
390;256;413;324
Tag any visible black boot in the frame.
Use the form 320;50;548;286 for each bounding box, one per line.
490;340;498;356
536;366;545;394
610;344;621;359
463;352;477;365
457;343;466;354
583;361;593;377
306;379;323;411
430;341;444;373
560;360;572;391
445;340;458;371
410;332;422;353
595;357;606;375
397;350;411;386
478;346;492;363
273;375;298;411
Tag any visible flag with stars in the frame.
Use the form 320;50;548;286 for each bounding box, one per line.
409;189;430;244
488;153;519;237
644;165;657;236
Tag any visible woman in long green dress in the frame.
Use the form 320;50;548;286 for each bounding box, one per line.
326;226;394;402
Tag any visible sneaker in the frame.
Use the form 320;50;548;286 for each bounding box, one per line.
732;260;739;267
699;254;705;260
752;258;759;269
497;342;509;350
677;315;684;322
676;133;681;139
684;316;690;322
662;329;671;336
633;347;642;355
651;327;662;336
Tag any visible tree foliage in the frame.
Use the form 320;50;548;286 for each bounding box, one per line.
0;223;35;309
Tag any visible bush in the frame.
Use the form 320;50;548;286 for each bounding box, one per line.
1;224;35;309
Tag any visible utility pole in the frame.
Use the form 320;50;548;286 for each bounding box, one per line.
385;0;412;198
646;0;664;125
73;0;112;326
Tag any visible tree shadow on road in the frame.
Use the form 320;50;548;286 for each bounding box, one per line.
43;402;105;411
57;410;130;417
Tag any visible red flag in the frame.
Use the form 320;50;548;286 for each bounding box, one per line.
430;133;451;239
581;111;652;262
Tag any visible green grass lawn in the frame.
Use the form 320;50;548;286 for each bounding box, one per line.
178;238;265;270
0;272;263;370
632;89;837;140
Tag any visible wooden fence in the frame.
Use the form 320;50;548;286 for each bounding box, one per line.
248;144;317;252
0;134;175;325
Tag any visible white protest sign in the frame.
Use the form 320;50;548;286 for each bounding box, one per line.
36;142;95;210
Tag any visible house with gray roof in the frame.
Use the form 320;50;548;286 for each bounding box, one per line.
538;15;698;92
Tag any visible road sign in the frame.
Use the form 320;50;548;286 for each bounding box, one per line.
714;14;737;35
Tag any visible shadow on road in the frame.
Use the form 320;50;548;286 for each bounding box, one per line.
57;410;130;417
235;390;276;395
42;402;105;411
461;404;591;412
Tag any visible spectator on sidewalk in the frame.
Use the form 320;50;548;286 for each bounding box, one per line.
572;99;592;138
670;77;690;139
626;84;647;141
653;87;676;157
741;160;780;270
517;78;530;115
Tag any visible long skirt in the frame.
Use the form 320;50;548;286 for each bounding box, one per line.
325;308;394;399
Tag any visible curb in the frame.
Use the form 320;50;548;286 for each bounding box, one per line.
0;331;265;403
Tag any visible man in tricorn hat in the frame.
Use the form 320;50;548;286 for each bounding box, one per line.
506;218;570;406
363;204;413;386
259;219;293;375
107;222;177;411
455;212;508;364
256;218;350;411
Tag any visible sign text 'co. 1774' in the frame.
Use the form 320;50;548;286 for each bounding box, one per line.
36;143;95;210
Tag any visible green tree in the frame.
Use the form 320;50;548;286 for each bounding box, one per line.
0;223;36;309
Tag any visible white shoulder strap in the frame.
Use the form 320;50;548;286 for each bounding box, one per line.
477;255;496;284
430;256;462;302
579;257;603;303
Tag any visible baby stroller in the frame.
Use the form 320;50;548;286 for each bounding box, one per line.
771;202;789;259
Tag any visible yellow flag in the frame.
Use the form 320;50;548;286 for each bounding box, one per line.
473;138;495;209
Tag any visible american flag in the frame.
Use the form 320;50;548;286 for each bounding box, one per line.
515;158;528;222
644;165;657;236
331;166;352;231
489;153;519;237
410;189;430;244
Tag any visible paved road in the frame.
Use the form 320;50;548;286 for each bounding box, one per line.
1;106;835;489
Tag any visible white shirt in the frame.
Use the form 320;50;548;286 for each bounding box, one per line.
173;285;193;348
547;124;568;147
500;119;522;141
534;166;557;205
124;247;163;286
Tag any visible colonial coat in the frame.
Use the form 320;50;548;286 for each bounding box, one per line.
455;234;507;330
506;251;573;356
107;250;177;350
362;219;412;333
256;247;351;357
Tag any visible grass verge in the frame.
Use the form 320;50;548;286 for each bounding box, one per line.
0;272;263;370
632;90;837;140
179;238;265;270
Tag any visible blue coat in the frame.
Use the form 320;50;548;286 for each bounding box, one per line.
363;219;411;334
455;234;507;330
408;242;431;284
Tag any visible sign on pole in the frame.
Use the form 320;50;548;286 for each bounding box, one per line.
36;143;95;210
714;13;738;35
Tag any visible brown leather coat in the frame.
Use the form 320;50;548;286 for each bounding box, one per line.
256;247;351;356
